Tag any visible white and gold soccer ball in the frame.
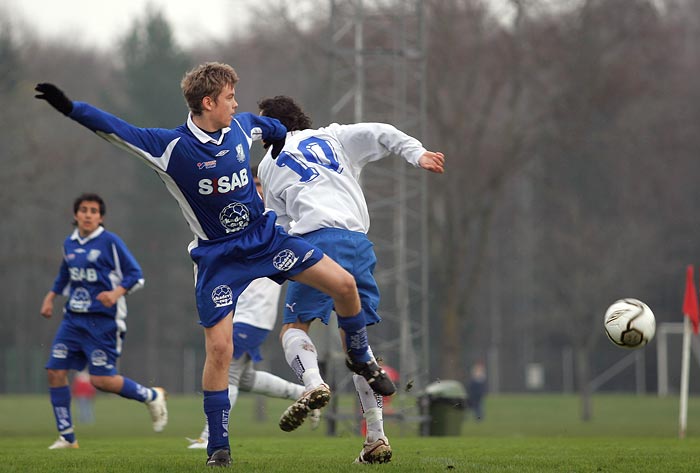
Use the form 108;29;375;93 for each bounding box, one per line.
604;298;656;349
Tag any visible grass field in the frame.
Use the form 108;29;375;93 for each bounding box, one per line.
1;393;700;472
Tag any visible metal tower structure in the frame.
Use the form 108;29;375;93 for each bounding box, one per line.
324;0;429;405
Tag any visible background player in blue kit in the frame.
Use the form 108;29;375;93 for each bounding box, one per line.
35;62;395;467
40;193;168;450
257;96;444;464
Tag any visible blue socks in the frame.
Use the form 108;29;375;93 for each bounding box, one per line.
204;389;231;456
338;311;370;363
119;378;155;402
49;386;75;443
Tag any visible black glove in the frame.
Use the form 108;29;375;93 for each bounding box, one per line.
35;83;73;116
269;137;286;159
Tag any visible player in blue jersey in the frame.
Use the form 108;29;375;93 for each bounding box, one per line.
35;62;395;468
257;96;444;464
40;193;168;450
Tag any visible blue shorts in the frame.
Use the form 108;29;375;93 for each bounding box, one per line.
283;228;381;326
189;212;324;328
233;323;270;362
45;312;122;376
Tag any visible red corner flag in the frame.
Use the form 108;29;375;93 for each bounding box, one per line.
683;265;700;334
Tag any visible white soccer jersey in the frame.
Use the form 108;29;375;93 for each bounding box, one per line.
258;123;426;235
233;277;282;330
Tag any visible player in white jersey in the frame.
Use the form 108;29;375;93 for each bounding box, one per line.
35;63;396;467
41;193;168;450
186;173;320;450
257;96;444;464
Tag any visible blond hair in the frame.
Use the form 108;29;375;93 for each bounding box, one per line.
181;62;239;115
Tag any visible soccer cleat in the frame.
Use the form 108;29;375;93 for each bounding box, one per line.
186;437;208;449
146;387;168;432
354;437;392;464
48;436;79;449
279;383;331;432
308;408;322;430
206;448;232;467
345;358;396;396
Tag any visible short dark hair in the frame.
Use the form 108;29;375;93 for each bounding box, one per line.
258;96;312;132
73;193;106;216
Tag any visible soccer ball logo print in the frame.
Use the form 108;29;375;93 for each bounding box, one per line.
219;202;250;233
273;249;299;271
211;285;233;308
69;287;91;312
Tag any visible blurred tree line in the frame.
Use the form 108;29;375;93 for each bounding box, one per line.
2;0;700;418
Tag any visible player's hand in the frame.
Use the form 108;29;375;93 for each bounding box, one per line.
418;151;445;174
35;83;74;116
40;294;54;319
97;289;124;308
263;137;286;159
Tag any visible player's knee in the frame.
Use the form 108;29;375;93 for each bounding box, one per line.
333;271;358;301
207;338;233;363
47;369;68;386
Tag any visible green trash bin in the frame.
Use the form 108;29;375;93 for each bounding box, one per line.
419;380;467;436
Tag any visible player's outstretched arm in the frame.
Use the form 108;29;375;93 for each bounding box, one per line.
35;83;73;116
418;151;445;174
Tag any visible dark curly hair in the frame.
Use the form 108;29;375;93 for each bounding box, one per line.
257;96;312;132
73;193;105;216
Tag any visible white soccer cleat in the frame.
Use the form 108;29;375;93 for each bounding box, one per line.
354;437;392;464
308;409;322;430
146;387;168;432
48;436;79;450
279;383;331;432
186;437;208;449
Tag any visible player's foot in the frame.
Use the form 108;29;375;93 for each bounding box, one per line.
354;437;392;464
308;408;322;430
345;358;396;396
279;383;331;432
206;448;232;467
186;437;208;449
48;436;79;449
146;387;168;432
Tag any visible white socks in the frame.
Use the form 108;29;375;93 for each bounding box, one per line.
353;374;385;442
282;328;325;390
251;371;304;400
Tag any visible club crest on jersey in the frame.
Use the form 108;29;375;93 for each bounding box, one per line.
87;249;101;262
219;202;250;233
236;144;245;163
197;160;217;170
215;149;230;158
69;287;91;312
272;249;299;271
52;343;69;359
91;349;108;367
212;285;233;308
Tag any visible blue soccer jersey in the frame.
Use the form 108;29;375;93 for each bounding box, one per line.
51;226;144;321
66;103;324;327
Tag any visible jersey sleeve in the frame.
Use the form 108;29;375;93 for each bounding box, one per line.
328;123;427;170
69;102;181;173
50;257;71;296
233;113;287;143
110;234;145;294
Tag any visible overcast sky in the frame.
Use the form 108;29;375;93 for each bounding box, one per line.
1;0;257;49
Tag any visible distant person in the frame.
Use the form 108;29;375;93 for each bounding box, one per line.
40;193;167;450
36;62;395;467
257;95;444;463
467;361;487;422
186;172;320;450
72;370;97;424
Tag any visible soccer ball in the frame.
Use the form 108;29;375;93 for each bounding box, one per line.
603;298;656;349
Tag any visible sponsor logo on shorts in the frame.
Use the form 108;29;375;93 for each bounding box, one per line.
91;349;108;367
212;285;233;308
273;249;299;271
302;249;315;263
219;202;250;233
52;343;68;359
285;302;296;313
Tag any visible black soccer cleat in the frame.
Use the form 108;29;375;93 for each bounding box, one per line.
345;358;396;396
206;449;232;467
